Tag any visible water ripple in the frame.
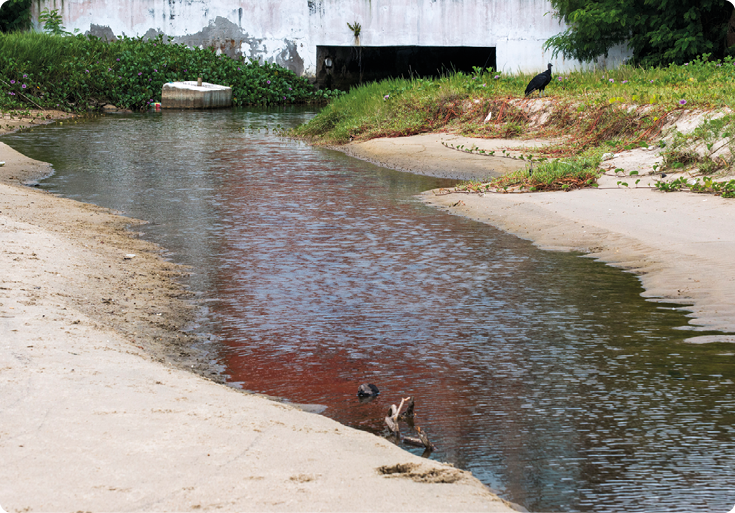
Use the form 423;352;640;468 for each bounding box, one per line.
4;108;735;512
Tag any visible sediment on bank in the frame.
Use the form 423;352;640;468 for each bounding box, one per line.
324;127;735;340
0;109;76;138
0;140;220;380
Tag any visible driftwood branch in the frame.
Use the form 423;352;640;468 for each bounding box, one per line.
402;427;436;451
383;397;435;451
384;397;411;438
385;407;400;438
397;396;414;422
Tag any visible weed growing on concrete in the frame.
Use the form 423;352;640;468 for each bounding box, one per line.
659;114;735;175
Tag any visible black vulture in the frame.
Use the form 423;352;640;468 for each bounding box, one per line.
525;63;553;97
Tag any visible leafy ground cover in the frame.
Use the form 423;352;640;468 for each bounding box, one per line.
0;31;341;112
655;175;735;197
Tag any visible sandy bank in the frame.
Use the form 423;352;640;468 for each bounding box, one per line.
0;140;516;511
0;109;75;138
338;133;551;180
339;134;735;339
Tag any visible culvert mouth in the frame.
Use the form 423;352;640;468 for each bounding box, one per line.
316;45;496;90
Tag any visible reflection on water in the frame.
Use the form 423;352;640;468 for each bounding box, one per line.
4;108;735;512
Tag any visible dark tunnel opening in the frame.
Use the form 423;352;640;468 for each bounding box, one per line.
315;45;496;90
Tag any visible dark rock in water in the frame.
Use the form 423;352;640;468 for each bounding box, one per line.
357;383;380;397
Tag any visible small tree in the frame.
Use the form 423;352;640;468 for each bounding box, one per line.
545;0;733;66
38;7;70;36
0;0;31;32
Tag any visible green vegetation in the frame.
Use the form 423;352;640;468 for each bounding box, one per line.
0;0;31;33
660;113;735;174
655;176;735;197
294;57;735;146
38;7;74;36
458;157;601;193
294;58;735;195
347;21;362;39
0;31;341;112
545;0;732;66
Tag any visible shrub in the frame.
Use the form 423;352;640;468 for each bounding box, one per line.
0;32;341;111
0;0;31;33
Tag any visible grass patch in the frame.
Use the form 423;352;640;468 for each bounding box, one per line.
458;157;602;193
293;57;735;194
0;31;342;112
293;55;735;149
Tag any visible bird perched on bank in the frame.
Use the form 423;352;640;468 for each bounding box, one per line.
525;63;553;97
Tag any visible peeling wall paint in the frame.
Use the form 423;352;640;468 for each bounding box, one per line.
33;0;629;77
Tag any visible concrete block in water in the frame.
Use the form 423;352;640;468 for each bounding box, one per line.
161;81;232;109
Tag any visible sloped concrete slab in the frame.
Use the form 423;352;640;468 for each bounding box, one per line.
161;81;232;109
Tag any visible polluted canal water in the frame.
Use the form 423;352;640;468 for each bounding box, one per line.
4;108;735;512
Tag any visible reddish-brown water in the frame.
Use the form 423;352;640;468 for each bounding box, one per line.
6;108;735;512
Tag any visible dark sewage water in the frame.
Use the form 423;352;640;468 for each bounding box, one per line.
4;109;735;512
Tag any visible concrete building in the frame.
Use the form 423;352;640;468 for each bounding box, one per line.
32;0;629;88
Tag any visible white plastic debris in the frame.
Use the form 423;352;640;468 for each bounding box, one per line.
123;254;136;260
0;161;5;167
483;112;493;123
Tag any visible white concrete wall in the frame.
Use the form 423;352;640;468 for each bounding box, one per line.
33;0;629;76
